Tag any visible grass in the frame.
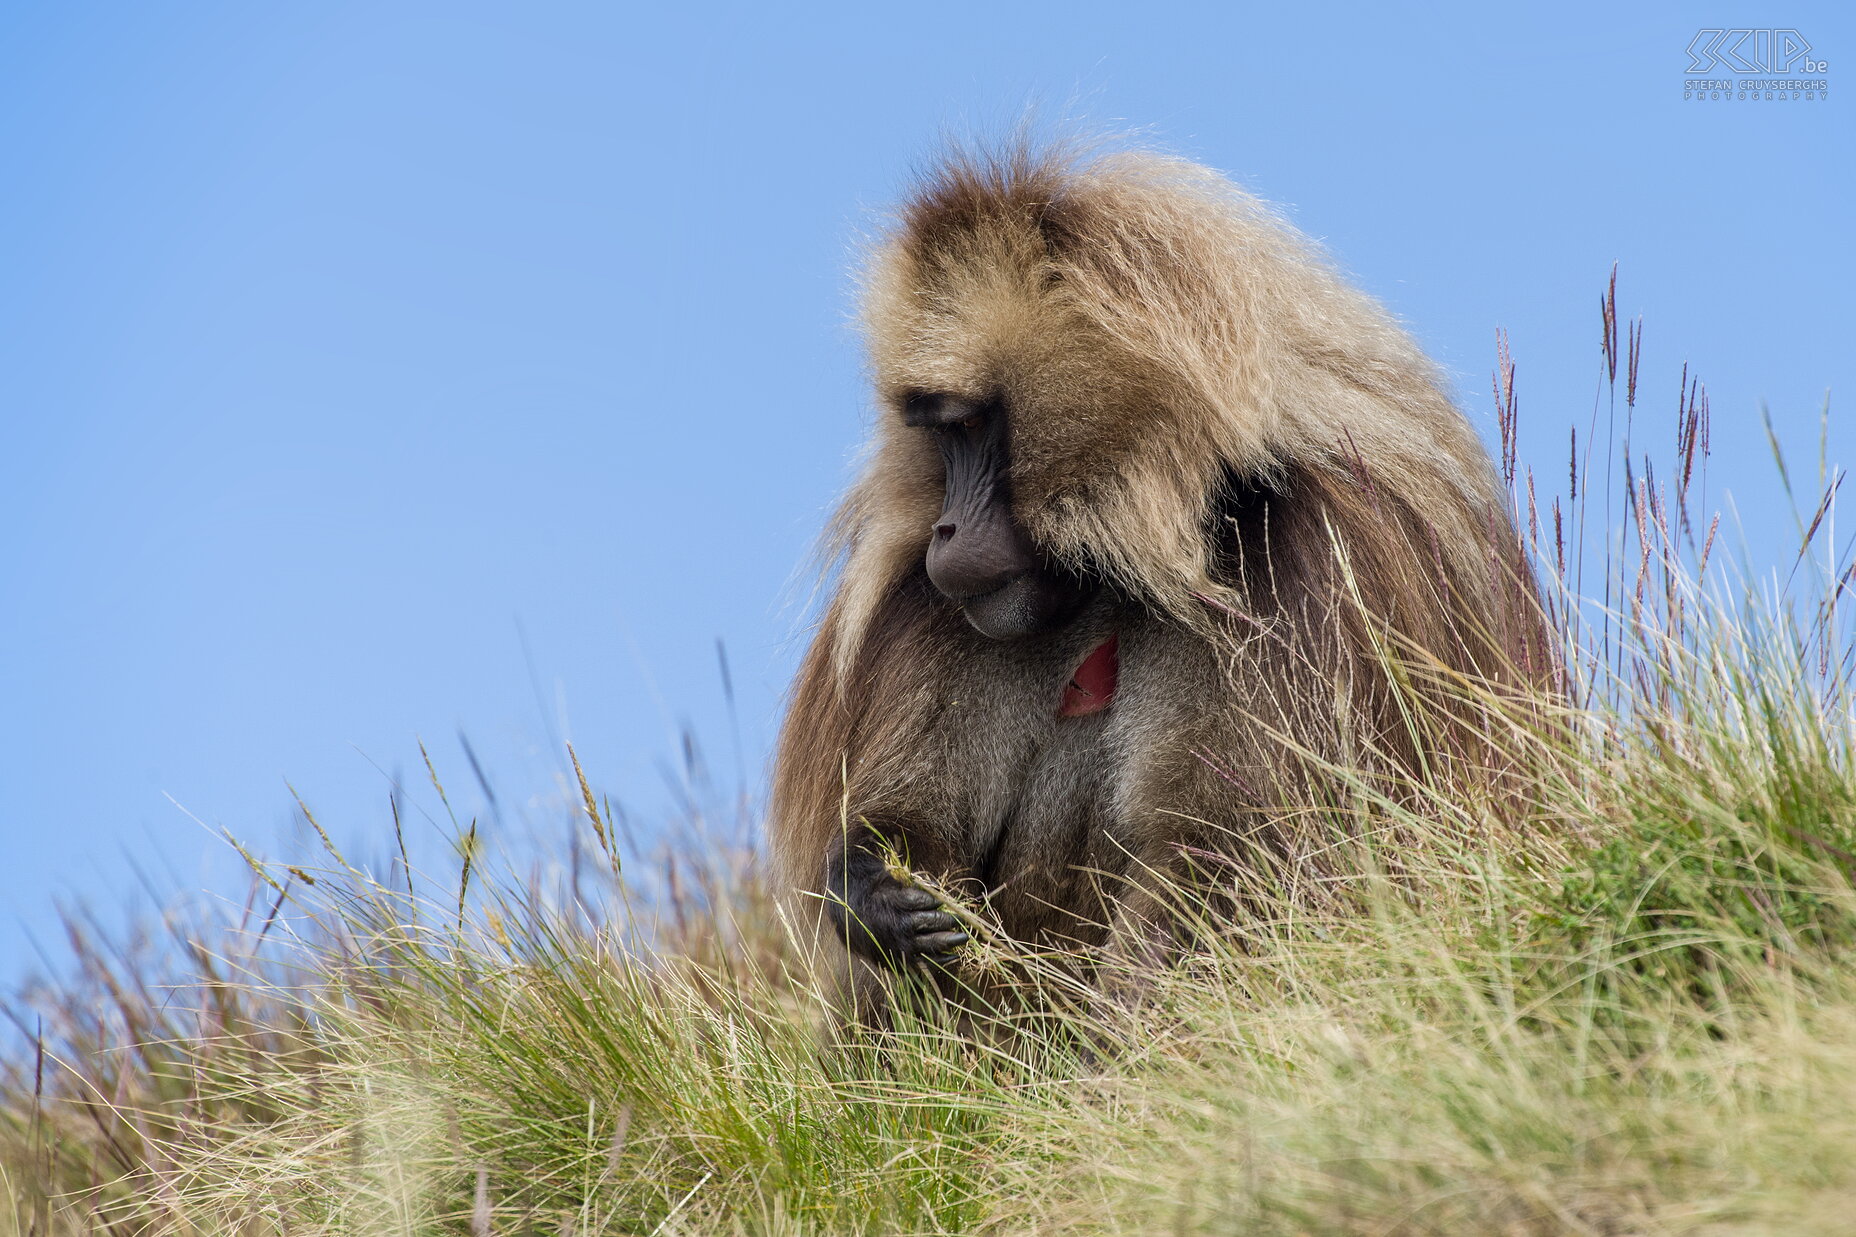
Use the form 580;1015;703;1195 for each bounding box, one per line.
5;282;1854;1234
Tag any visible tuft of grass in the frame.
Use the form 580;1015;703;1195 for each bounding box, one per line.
5;278;1854;1234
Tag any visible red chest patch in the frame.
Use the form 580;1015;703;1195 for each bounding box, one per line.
1058;635;1119;718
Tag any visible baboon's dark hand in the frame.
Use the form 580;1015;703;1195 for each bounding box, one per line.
826;847;970;968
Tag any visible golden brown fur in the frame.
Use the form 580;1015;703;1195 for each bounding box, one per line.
771;141;1550;1025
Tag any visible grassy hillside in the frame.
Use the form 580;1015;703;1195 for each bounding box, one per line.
6;302;1854;1235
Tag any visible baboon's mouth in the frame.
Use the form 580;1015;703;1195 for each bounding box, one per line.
956;567;1093;640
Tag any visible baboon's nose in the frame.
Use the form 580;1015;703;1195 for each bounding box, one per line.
925;520;1022;602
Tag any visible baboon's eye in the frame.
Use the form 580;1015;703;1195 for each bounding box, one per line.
900;392;993;433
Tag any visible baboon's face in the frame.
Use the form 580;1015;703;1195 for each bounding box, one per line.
903;391;1094;640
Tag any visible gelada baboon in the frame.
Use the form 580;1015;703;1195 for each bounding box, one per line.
770;141;1549;1025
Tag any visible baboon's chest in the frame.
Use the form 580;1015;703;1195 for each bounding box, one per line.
931;602;1154;941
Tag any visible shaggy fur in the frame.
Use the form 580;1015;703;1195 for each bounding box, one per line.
771;142;1550;1024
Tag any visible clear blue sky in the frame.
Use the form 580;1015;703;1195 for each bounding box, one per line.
1;2;1849;977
